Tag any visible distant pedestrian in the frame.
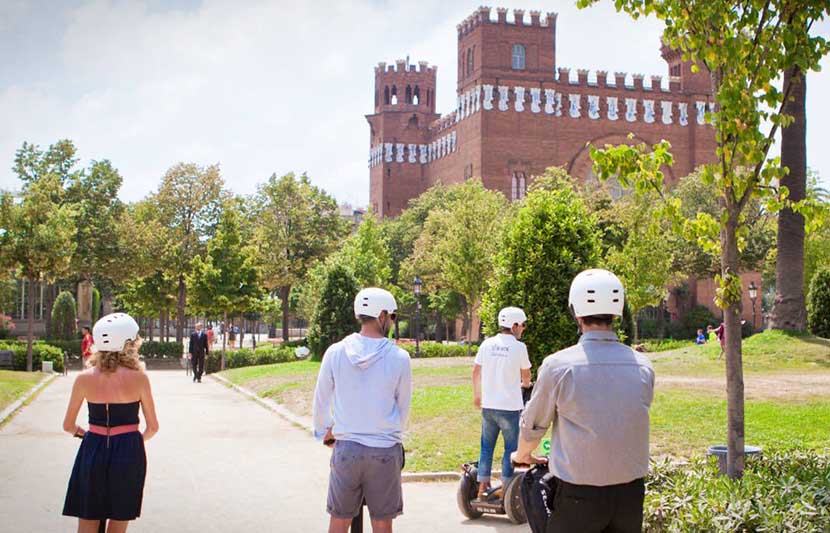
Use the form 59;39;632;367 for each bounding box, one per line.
695;328;706;345
189;322;209;383
81;326;94;364
62;313;159;533
714;322;725;358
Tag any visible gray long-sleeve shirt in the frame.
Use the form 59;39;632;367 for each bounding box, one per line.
520;330;655;486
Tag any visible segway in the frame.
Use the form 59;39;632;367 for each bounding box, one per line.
457;461;528;524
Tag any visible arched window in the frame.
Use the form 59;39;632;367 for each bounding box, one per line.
391;85;398;105
512;44;526;70
384;86;390;105
408;114;418;127
375;90;379;107
511;171;527;201
466;48;473;77
405;85;412;104
413;86;420;105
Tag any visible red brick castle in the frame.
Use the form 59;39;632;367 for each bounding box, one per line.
367;6;717;218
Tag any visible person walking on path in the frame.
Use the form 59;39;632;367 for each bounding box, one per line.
189;322;209;383
312;287;412;533
512;269;655;533
81;326;94;365
472;306;531;500
62;313;160;533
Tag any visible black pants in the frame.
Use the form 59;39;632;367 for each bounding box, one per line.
547;478;644;533
191;353;205;380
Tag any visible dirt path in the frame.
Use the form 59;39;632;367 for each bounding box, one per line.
657;373;830;401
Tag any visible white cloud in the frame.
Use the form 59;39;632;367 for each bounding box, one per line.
0;0;828;205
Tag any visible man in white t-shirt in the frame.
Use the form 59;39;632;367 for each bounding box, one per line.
472;306;532;499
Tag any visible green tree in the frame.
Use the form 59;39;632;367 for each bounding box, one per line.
338;209;391;288
187;203;263;370
0;177;76;370
91;287;101;324
409;179;507;355
308;263;359;360
13;139;79;191
807;269;830;338
153;163;224;343
51;291;77;341
581;0;829;478
252;173;344;341
481;179;601;371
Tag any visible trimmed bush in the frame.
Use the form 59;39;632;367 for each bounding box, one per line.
400;342;478;358
91;288;101;324
51;291;77;341
206;345;296;373
308;264;359;360
139;341;184;358
46;339;83;357
0;341;65;372
807;268;830;338
668;305;719;340
645;452;830;531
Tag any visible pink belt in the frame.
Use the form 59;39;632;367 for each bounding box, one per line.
88;424;140;436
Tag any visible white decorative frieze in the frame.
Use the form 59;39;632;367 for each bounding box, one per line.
569;94;581;118
384;143;393;163
643;99;655;123
555;93;563;116
544;89;555;115
625;98;637;122
419;144;428;164
530;88;541;113
661;101;673;125
473;85;481;112
498;86;509;111
607;96;619;121
696;101;706;125
396;143;405;163
587;95;600;120
678;102;688;126
457;95;463;121
514;87;526;112
450;131;457;152
482;84;494;111
408;144;417;163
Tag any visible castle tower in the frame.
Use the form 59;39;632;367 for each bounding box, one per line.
660;42;712;95
457;7;557;93
366;59;439;218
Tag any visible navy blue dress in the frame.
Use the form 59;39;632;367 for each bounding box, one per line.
63;402;147;521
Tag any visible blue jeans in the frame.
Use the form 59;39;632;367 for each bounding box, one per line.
477;408;521;484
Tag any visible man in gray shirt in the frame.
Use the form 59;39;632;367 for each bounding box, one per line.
513;269;655;533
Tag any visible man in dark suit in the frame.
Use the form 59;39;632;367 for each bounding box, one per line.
189;322;209;383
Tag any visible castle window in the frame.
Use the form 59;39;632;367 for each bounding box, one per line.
375;90;379;107
408;114;418;127
511;171;527;201
413;86;420;105
512;44;526;70
391;85;398;105
405;85;412;104
384;86;390;105
466;48;473;77
670;64;681;77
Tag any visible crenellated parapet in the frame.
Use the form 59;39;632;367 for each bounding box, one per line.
374;60;437;75
458;6;556;34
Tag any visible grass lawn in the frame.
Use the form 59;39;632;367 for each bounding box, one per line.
219;330;830;472
0;370;45;413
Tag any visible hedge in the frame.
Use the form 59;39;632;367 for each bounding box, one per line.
645;452;830;531
0;341;65;372
400;342;478;358
139;341;184;358
206;345;297;373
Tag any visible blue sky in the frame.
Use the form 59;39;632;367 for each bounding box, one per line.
1;0;828;205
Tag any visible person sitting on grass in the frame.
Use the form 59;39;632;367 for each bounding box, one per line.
472;306;532;501
696;328;707;345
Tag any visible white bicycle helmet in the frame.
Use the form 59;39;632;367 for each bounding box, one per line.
568;269;625;317
93;313;140;352
354;288;397;319
498;307;527;329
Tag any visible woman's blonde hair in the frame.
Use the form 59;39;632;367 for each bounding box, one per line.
88;336;145;372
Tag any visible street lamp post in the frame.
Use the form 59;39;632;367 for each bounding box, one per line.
413;276;422;358
748;281;758;333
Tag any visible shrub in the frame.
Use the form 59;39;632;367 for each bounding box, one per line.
645;452;830;531
0;341;65;372
0;313;15;339
139;341;184;358
668;305;719;340
46;339;83;357
51;291;77;341
206;345;296;372
400;342;478;358
308;264;359;360
480;181;601;374
91;288;101;324
807;268;830;338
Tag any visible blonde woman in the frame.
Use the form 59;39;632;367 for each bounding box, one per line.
62;313;159;533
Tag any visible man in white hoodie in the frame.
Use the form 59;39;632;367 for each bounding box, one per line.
312;287;412;533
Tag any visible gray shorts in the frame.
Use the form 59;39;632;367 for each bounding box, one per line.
327;440;403;521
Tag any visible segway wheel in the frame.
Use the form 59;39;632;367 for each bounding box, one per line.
504;471;528;524
457;466;484;519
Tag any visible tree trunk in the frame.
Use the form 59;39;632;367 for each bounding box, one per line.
769;67;807;331
176;275;186;343
281;286;291;342
44;283;55;339
221;310;227;371
26;275;35;371
632;319;640;344
722;216;746;479
240;318;245;348
466;304;473;357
